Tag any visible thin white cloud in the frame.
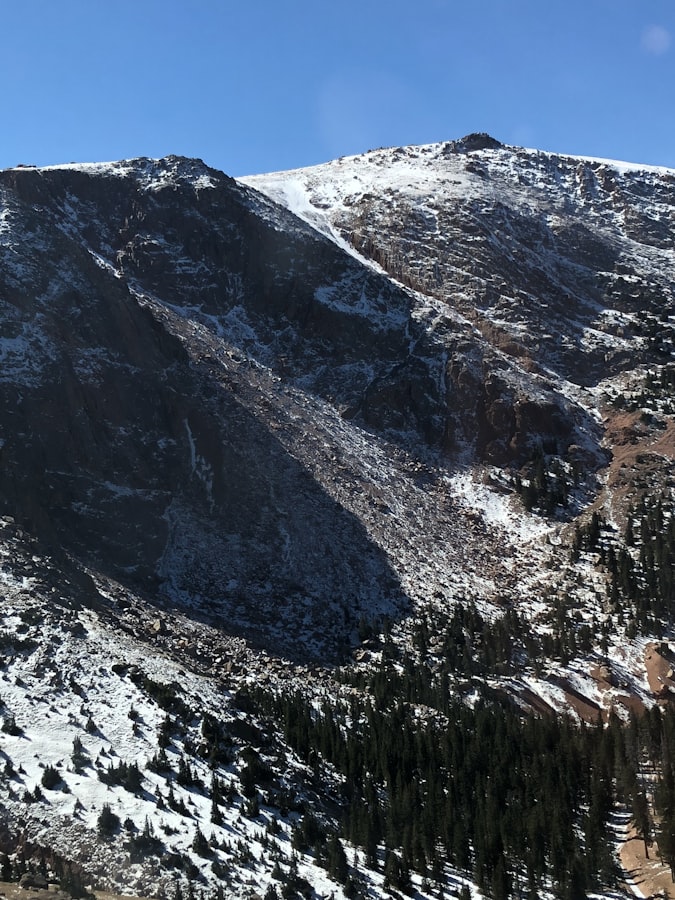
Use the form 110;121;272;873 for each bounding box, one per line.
641;24;671;56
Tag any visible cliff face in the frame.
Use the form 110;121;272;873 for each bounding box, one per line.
0;140;672;665
0;158;418;659
245;135;675;386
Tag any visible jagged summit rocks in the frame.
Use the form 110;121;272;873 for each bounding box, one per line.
443;131;504;153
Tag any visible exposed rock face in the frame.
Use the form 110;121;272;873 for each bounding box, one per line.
0;159;421;659
0;141;672;661
1;139;675;900
245;135;675;387
444;132;504;153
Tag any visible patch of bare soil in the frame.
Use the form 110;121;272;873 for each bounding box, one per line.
603;410;675;523
615;694;650;718
650;420;675;460
620;828;675;899
559;683;603;723
0;887;62;900
645;643;675;701
0;886;143;900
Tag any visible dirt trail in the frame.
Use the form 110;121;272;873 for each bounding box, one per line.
0;886;142;900
645;643;675;700
620;828;675;898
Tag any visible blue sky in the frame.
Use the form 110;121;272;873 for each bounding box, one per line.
2;1;674;175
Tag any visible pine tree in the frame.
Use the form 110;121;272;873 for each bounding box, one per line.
97;803;120;837
192;826;210;857
0;854;12;882
633;789;652;858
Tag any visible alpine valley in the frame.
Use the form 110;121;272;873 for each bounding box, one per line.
0;134;673;900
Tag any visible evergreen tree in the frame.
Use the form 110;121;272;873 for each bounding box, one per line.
97;804;119;837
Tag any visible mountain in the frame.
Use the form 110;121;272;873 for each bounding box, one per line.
0;136;673;900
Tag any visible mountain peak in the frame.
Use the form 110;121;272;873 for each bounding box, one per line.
446;131;504;152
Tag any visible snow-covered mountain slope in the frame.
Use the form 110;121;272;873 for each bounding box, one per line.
0;151;610;661
242;133;675;388
0;518;646;900
0;137;673;898
0;523;384;899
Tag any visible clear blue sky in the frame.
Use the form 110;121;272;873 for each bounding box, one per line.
2;0;674;175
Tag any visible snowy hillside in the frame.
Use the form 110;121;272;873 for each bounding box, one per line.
243;133;675;386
